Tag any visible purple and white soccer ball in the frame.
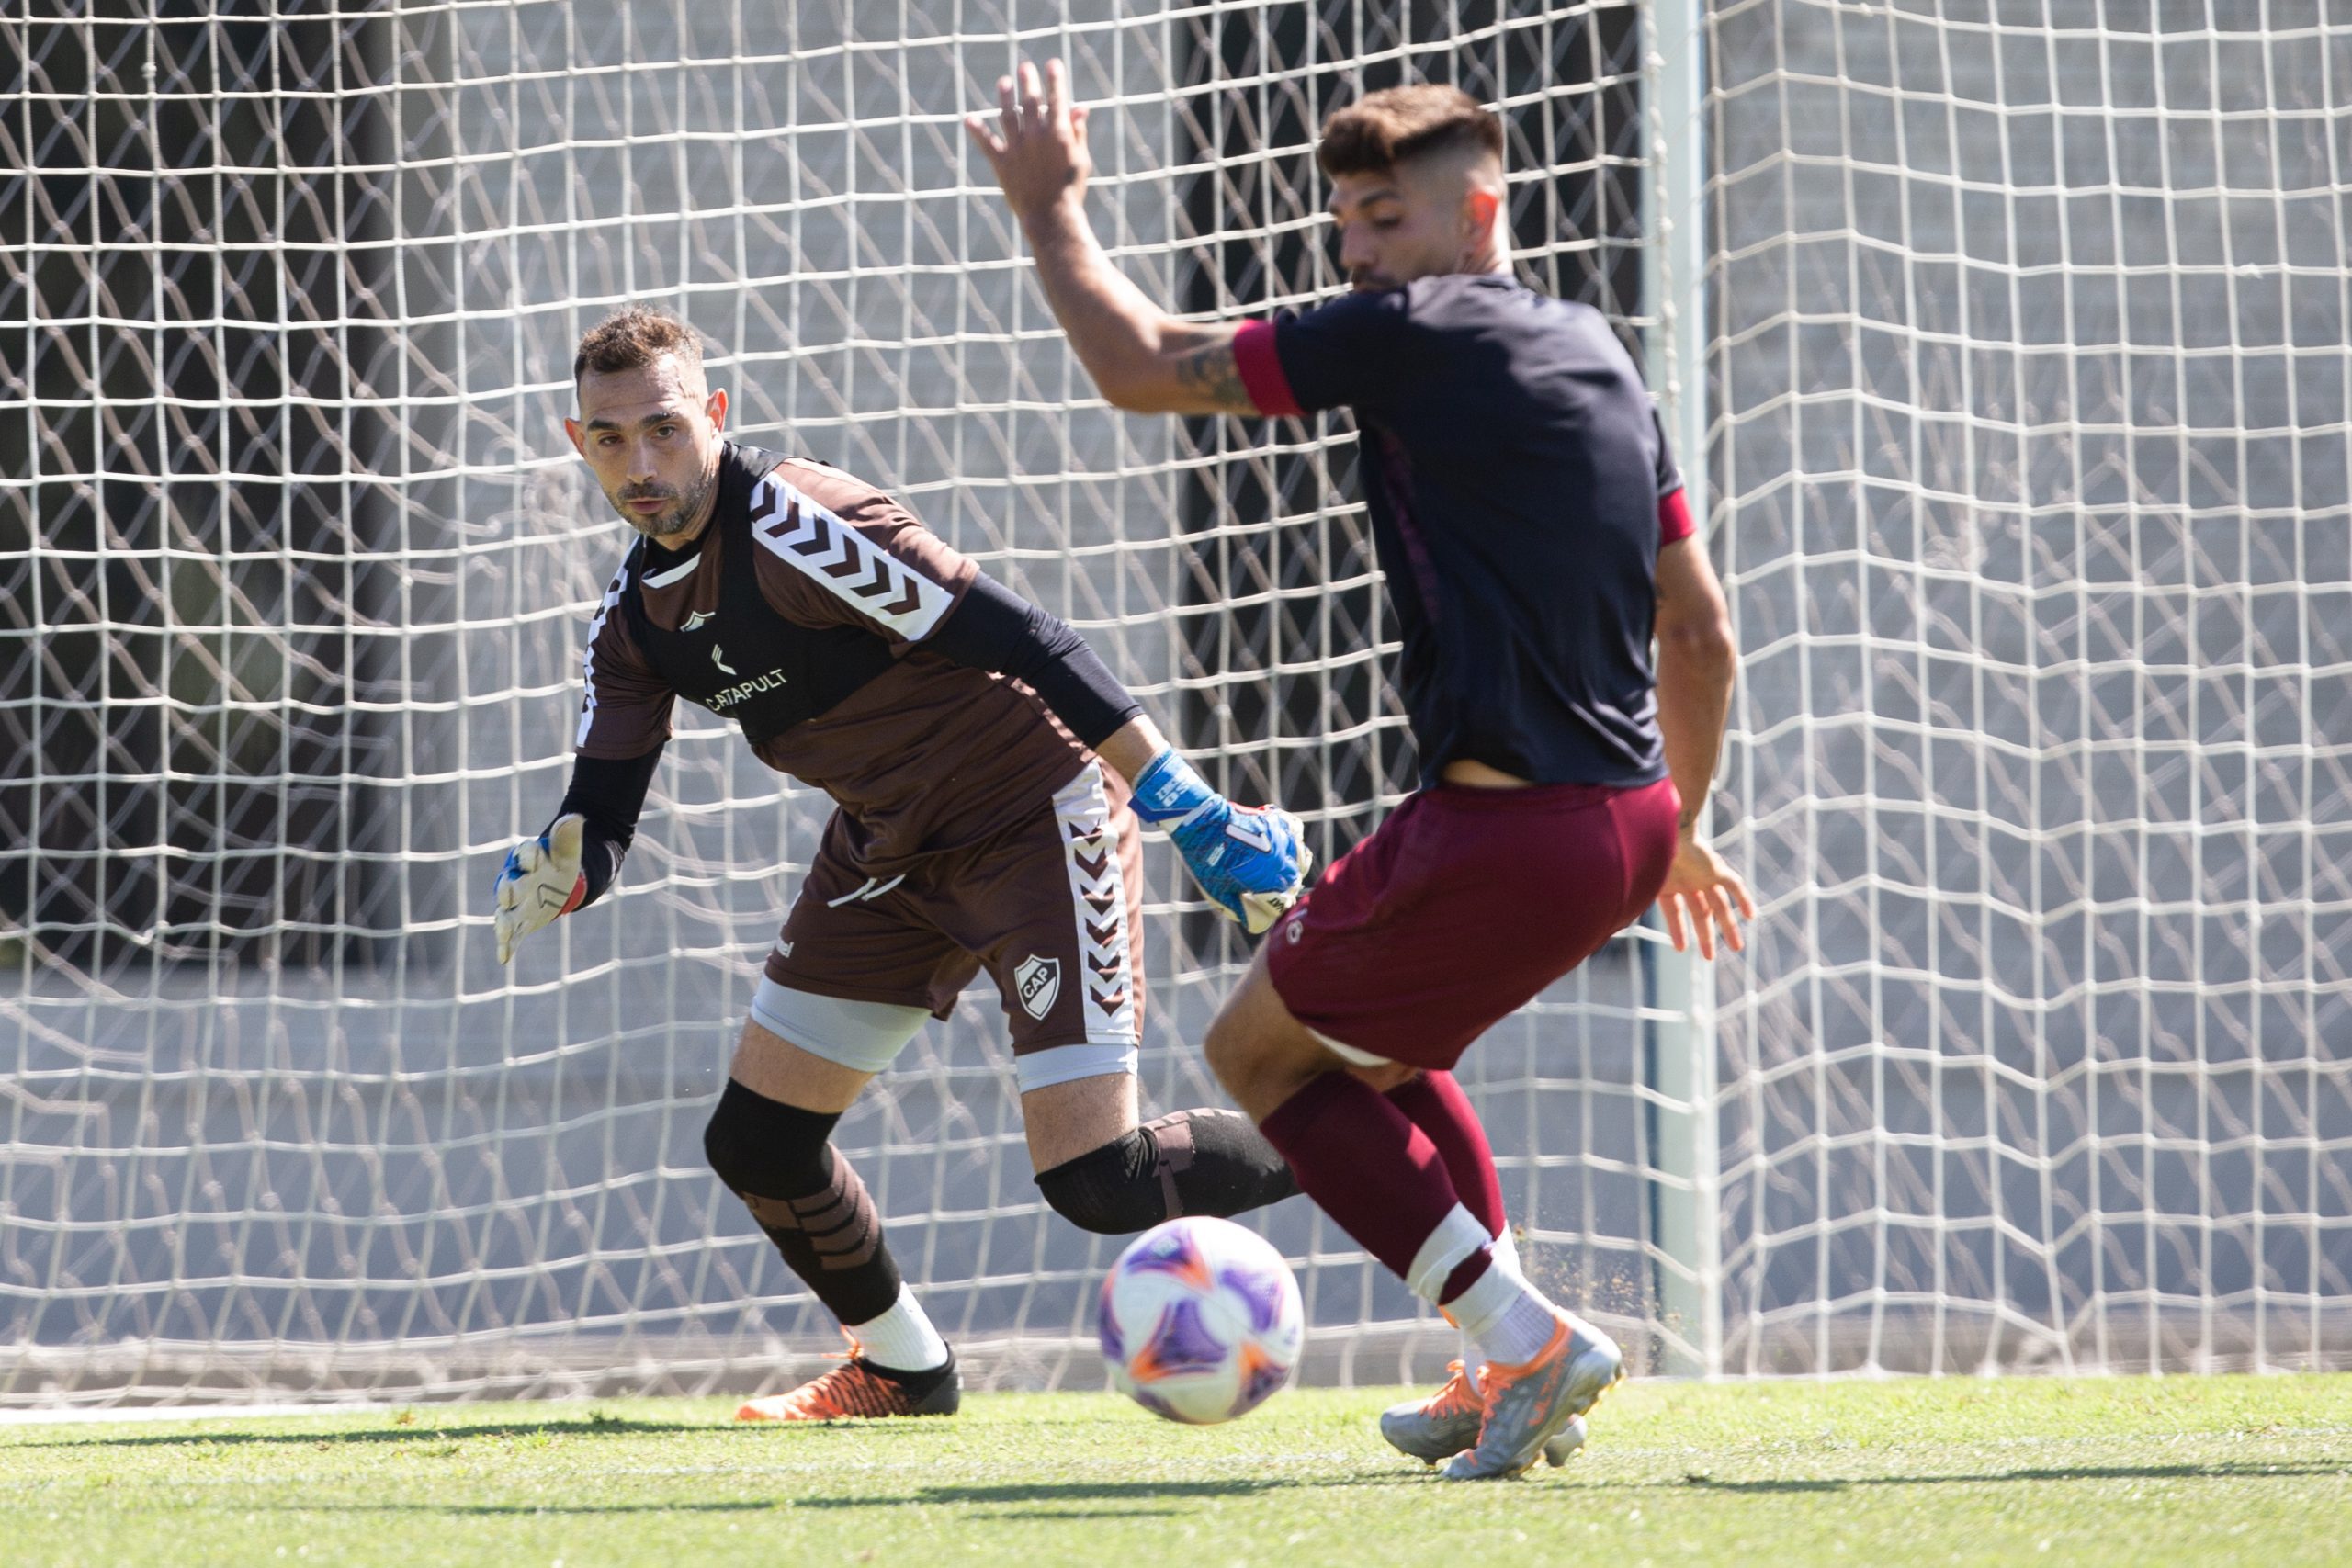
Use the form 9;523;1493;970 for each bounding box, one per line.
1098;1216;1305;1425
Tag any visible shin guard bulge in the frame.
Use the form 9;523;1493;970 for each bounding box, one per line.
1257;1072;1481;1296
1385;1071;1506;1301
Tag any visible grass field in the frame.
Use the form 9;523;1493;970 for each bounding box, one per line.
3;1374;2347;1566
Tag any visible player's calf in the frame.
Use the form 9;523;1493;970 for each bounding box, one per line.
703;1079;958;1413
1033;1108;1295;1235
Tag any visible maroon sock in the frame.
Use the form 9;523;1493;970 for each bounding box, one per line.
1385;1071;1503;1301
1257;1072;1471;1287
1386;1071;1504;1237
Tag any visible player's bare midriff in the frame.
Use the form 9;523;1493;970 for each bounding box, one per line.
1439;758;1532;788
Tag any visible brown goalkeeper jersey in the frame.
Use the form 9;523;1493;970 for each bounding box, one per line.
574;442;1090;871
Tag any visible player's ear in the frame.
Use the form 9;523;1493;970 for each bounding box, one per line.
1462;185;1501;243
705;386;729;432
563;415;586;457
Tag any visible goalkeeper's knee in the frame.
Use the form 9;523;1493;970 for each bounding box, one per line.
702;1078;839;1198
1035;1109;1296;1235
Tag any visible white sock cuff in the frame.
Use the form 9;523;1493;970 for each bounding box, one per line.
1488;1224;1521;1279
1405;1202;1494;1303
1448;1259;1543;1354
847;1283;949;1373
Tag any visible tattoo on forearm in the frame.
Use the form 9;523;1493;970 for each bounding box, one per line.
1171;344;1257;414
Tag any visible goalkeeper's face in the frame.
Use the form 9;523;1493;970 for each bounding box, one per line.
565;354;729;543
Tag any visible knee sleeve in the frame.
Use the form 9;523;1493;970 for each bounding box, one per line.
1035;1127;1167;1236
1035;1109;1297;1236
702;1078;840;1197
704;1078;900;1326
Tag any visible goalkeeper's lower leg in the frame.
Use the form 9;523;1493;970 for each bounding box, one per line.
702;1078;949;1375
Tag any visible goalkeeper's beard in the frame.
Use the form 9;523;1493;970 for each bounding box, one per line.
613;465;718;541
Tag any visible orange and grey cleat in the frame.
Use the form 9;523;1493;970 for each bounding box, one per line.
1379;1359;1586;1467
1439;1313;1622;1481
735;1345;960;1423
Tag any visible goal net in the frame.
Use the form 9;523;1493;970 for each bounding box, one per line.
3;0;2346;1410
1709;1;2352;1373
2;0;1672;1406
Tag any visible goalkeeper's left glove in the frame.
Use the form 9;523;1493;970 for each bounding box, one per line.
492;814;588;964
1128;750;1313;935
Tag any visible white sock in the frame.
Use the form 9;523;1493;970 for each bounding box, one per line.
1445;1254;1561;1367
847;1284;949;1373
1461;1229;1521;1392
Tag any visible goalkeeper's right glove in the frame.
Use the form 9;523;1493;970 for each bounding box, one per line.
492;814;587;964
1128;750;1313;935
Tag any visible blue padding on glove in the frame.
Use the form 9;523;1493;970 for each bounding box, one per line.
1128;749;1218;826
1129;750;1312;933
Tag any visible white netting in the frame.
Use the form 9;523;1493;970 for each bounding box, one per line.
1;1;1677;1406
1710;0;2352;1372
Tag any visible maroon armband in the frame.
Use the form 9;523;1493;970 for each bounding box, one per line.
1658;487;1696;547
1232;319;1303;418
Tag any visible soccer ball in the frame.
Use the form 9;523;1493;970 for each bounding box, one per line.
1098;1216;1304;1425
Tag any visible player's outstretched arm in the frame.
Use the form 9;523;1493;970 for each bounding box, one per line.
1651;536;1753;960
966;58;1261;418
921;575;1310;933
492;747;662;964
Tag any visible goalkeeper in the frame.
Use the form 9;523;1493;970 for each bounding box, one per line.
494;308;1307;1423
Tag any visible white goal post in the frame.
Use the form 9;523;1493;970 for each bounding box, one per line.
3;1;2346;1409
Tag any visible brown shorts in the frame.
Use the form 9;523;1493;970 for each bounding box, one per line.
762;761;1146;1070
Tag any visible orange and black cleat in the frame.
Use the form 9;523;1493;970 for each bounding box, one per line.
735;1343;960;1423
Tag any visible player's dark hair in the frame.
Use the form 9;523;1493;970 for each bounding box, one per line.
1317;84;1503;177
572;305;704;381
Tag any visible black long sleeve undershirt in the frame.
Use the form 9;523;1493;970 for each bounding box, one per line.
553;746;662;909
922;571;1144;748
551;577;1136;913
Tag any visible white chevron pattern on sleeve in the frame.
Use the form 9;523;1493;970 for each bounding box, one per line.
575;554;633;749
744;470;955;640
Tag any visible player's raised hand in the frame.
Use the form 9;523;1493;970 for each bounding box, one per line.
964;57;1092;222
1127;750;1314;936
1654;836;1755;962
492;814;588;964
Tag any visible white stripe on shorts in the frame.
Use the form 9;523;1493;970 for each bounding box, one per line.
1013;1040;1140;1095
1050;762;1138;1045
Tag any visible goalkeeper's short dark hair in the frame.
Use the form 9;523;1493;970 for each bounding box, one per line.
1317;84;1504;178
573;305;704;381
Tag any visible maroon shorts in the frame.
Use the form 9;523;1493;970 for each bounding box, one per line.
1265;777;1680;1069
763;761;1146;1056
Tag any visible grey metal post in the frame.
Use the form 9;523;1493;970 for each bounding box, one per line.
1638;0;1721;1380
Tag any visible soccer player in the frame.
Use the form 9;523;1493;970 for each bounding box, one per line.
970;68;1752;1477
493;308;1310;1422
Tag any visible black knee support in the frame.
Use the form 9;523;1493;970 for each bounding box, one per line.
704;1079;901;1325
703;1078;839;1195
1035;1108;1298;1235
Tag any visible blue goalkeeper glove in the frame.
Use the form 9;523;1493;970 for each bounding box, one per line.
1128;750;1313;935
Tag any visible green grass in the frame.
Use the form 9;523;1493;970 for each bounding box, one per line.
3;1375;2348;1567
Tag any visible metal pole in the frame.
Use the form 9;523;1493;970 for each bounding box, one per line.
1639;0;1721;1381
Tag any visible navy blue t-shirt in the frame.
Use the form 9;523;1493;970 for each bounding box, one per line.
1234;273;1690;788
